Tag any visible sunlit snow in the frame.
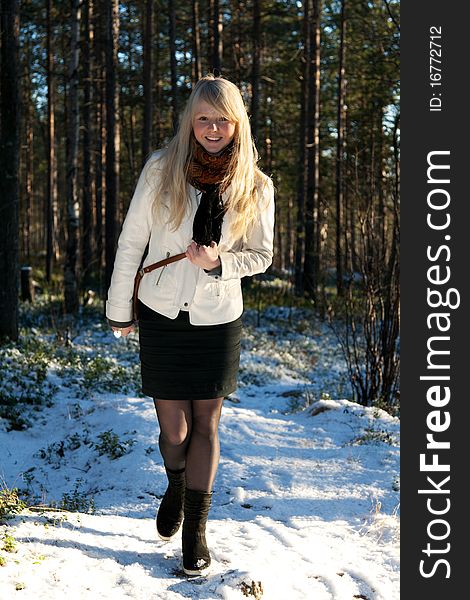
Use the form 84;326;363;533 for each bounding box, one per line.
0;307;399;599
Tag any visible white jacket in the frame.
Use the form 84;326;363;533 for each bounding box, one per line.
106;151;275;326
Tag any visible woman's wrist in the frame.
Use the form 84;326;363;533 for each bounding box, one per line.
203;256;220;270
107;318;134;328
204;257;222;275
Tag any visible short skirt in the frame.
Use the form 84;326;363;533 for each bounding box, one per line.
138;300;242;400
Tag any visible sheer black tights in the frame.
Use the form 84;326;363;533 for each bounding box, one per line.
153;398;223;493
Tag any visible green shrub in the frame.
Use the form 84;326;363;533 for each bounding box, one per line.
352;426;395;446
94;429;136;460
35;432;92;467
82;355;138;393
58;479;95;514
0;487;26;521
1;532;17;553
57;353;140;397
0;337;58;430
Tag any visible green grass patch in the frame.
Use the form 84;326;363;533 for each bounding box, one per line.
0;487;27;521
56;479;95;514
94;429;137;460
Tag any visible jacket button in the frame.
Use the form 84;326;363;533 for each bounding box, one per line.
183;302;188;307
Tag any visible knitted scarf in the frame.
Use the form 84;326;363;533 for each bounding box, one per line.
186;137;234;246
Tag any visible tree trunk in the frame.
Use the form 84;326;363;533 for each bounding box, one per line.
46;0;58;283
93;0;105;295
154;7;162;145
376;104;386;262
294;0;308;296
0;0;20;341
105;0;120;292
24;112;33;263
303;0;321;302
123;2;136;185
82;0;93;292
142;0;154;161
335;0;347;296
287;195;294;271
168;0;179;133
208;0;214;71
231;0;242;86
192;0;202;83
264;86;278;269
23;40;33;263
212;0;223;75
127;107;137;179
64;0;82;314
344;112;353;275
264;90;272;174
21;267;34;303
250;0;261;142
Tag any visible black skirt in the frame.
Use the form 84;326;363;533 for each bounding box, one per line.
138;300;242;400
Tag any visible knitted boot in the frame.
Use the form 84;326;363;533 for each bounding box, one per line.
182;488;213;575
156;467;185;541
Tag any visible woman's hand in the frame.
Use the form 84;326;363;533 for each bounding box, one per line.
185;240;221;270
111;325;135;338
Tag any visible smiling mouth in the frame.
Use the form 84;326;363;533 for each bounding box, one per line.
205;136;222;141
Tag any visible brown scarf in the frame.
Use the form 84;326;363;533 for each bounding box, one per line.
187;136;234;191
186;137;234;246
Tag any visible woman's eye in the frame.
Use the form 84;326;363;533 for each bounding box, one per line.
196;115;230;123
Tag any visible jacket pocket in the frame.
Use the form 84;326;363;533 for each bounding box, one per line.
155;251;171;286
206;277;241;300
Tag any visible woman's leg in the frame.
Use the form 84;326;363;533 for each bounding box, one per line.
185;397;224;492
153;399;192;540
153;399;192;471
181;397;223;574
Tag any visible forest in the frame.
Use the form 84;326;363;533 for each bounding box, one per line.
0;4;400;593
0;0;400;410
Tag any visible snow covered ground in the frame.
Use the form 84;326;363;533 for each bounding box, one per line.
0;307;399;599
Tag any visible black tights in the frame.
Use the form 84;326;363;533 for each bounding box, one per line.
153;397;224;493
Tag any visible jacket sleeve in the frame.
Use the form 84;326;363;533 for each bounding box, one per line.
218;177;275;281
106;154;159;323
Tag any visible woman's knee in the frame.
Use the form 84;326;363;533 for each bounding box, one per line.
155;398;192;447
192;400;223;438
160;428;189;447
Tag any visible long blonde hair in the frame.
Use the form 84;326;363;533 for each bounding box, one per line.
150;74;270;242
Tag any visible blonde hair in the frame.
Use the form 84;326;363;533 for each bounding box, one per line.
150;74;270;242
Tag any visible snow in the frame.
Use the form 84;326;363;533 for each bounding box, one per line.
0;307;399;599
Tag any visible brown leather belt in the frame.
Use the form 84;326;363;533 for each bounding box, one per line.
132;252;186;321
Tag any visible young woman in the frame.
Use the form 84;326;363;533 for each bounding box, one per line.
106;75;275;575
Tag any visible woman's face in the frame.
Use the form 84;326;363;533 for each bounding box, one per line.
192;100;236;154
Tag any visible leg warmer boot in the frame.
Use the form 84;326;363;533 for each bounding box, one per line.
156;467;185;541
182;488;213;575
